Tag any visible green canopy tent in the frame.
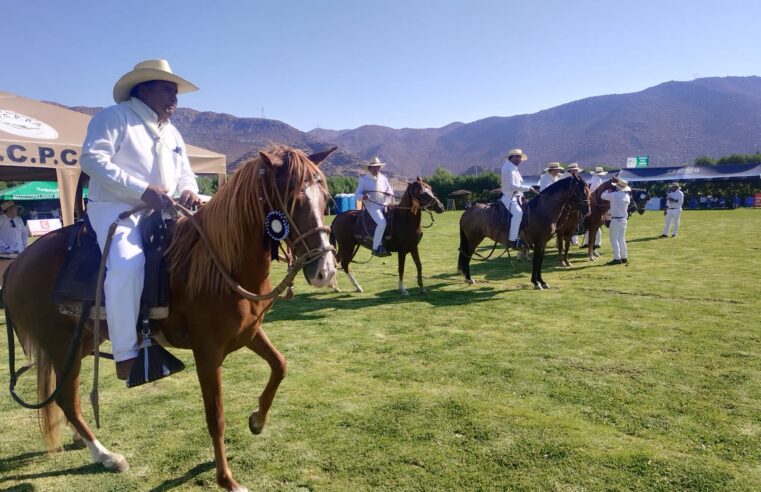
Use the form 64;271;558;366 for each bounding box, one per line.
0;181;87;201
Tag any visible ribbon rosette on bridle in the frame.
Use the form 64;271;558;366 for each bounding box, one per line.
265;210;290;260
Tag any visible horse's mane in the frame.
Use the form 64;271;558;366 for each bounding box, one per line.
168;145;327;299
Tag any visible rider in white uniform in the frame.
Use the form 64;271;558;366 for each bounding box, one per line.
538;162;563;191
355;157;394;256
500;149;539;248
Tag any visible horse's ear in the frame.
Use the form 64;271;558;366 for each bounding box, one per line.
416;176;423;182
308;146;338;166
260;151;283;169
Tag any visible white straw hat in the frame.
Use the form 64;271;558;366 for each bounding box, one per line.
565;163;583;172
543;162;564;172
505;149;528;161
113;59;199;103
592;166;608;175
366;157;386;168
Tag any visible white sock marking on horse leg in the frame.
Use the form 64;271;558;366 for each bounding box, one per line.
348;271;363;293
399;280;409;296
83;437;128;472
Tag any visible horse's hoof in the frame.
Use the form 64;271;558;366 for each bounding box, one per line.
420;288;428;294
103;453;129;473
401;290;410;297
249;411;265;435
542;283;550;289
466;278;476;285
534;284;543;290
355;287;364;293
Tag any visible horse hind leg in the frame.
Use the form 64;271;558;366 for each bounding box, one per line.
338;243;363;293
410;248;426;294
40;349;129;472
246;328;286;435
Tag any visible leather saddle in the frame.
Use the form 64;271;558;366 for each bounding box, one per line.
52;210;172;321
353;208;394;247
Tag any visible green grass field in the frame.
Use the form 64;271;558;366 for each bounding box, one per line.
1;208;760;491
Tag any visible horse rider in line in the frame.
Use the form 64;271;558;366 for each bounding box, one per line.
538;162;564;191
599;177;631;265
81;59;202;380
582;166;608;249
561;163;583;245
355;157;394;257
661;181;684;238
0;201;28;255
500;148;539;249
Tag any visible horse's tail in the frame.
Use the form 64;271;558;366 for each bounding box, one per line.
458;225;470;274
3;266;65;451
37;347;65;450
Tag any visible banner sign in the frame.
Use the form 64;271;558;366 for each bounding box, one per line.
27;218;62;237
636;156;649;168
626;157;636;168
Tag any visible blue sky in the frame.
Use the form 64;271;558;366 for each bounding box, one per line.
3;0;759;131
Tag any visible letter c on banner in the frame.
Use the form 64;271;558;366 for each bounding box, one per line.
7;144;27;163
61;149;78;165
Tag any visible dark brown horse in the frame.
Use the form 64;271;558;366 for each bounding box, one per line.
458;175;590;289
581;181;650;261
329;177;444;295
4;145;336;491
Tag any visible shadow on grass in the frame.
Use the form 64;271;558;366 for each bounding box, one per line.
0;462;106;484
267;282;503;322
147;461;215;492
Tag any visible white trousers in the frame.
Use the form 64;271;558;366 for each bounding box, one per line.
87;201;145;362
609;218;628;260
662;209;681;236
501;195;523;242
365;203;387;250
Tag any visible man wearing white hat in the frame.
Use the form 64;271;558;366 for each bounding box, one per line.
500;149;538;248
661;182;684;237
581;166;609;249
600;179;632;264
81;59;202;380
355;157;394;256
538;162;564;192
0;201;27;254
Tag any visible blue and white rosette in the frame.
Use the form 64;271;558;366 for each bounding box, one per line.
265;211;290;260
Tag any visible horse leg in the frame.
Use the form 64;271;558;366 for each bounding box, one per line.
587;225;598;261
339;245;363;293
410;248;426;294
398;252;409;296
193;348;245;491
563;236;573;267
531;244;549;290
51;359;129;472
245;328;286;435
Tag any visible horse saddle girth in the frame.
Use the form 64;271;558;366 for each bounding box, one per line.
52;210;172;320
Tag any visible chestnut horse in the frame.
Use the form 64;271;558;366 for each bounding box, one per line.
329;177;444;295
4;145;336;491
458;174;590;289
581;181;651;261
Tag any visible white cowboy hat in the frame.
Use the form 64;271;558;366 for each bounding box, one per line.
543;162;564;172
505;149;528;161
565;163;583;172
670;182;681;188
113;59;199;103
615;178;631;191
591;166;608;175
366;157;386;168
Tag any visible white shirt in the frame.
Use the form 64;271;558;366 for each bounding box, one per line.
501;160;532;198
355;172;394;206
81;98;199;206
600;190;631;218
666;190;684;209
589;174;605;192
0;215;27;253
538;172;560;192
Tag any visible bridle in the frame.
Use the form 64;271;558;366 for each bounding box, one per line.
260;164;334;267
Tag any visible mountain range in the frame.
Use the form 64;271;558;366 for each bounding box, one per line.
70;76;761;177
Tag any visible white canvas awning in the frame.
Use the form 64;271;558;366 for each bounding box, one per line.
0;91;227;225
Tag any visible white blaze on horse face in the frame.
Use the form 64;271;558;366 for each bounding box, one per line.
303;182;336;288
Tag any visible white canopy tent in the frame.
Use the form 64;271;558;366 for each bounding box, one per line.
0;91;227;225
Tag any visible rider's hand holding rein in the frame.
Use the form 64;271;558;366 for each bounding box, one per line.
141;183;172;211
178;189;201;209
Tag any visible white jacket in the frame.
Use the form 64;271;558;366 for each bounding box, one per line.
81;99;198;206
